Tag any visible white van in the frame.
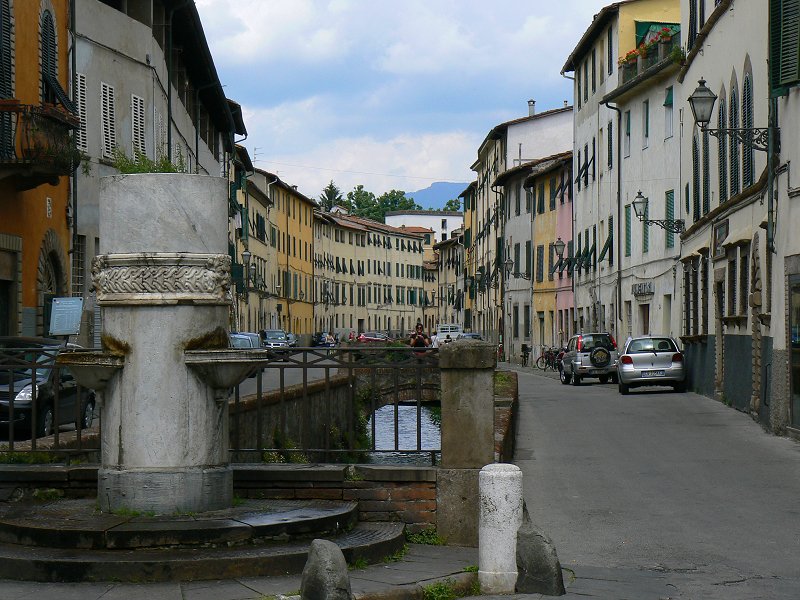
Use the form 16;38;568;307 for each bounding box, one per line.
435;323;463;345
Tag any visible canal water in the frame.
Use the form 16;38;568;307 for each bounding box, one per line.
367;404;441;465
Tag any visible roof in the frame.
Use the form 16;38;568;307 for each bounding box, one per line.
492;151;572;188
227;100;247;136
234;144;253;172
458;181;477;199
562;1;635;74
330;213;425;238
398;226;435;234
477;106;573;156
385;210;463;217
253;168;318;207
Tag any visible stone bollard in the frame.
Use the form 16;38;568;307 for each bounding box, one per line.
478;463;523;594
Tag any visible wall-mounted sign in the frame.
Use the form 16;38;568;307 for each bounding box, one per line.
49;297;83;336
631;281;654;297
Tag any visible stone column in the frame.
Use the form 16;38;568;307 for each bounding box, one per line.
436;340;496;546
93;174;232;514
478;463;523;594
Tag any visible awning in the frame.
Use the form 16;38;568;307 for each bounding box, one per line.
680;231;710;258
721;227;753;248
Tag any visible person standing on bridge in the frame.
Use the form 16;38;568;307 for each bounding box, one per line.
410;323;431;354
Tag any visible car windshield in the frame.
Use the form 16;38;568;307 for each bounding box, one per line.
627;338;677;354
581;335;614;350
264;331;286;340
230;336;252;348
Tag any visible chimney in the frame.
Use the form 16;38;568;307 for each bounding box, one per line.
564;100;569;108
528;99;536;116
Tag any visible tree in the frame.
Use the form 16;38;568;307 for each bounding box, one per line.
318;180;343;212
442;197;461;211
347;185;380;221
377;189;421;218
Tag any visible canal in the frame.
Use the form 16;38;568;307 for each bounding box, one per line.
368;404;441;465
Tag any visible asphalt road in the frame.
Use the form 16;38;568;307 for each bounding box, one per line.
511;366;800;599
236;348;342;396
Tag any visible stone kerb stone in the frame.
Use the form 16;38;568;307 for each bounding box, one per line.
479;463;523;594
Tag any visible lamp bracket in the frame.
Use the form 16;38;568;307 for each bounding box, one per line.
703;127;771;153
638;217;686;233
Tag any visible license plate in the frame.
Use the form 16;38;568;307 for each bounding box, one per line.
642;370;665;377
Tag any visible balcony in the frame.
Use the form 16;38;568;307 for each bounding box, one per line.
0;100;81;191
619;33;682;86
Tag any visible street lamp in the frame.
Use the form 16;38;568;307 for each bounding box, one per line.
688;78;779;252
241;250;252;283
632;190;685;233
503;257;514;277
554;237;566;261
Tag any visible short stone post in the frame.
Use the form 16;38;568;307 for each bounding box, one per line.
478;463;523;594
436;340;496;546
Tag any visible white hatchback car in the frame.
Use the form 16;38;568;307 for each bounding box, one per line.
617;335;687;394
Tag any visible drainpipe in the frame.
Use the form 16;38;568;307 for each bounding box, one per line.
601;100;623;332
166;1;192;163
767;97;778;254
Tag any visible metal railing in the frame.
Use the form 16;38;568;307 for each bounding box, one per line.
0;344;98;458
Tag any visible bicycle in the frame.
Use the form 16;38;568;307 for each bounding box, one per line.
521;344;530;367
536;346;560;371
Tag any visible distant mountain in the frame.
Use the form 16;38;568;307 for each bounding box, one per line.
405;182;468;211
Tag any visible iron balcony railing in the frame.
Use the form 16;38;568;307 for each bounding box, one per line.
0;100;81;187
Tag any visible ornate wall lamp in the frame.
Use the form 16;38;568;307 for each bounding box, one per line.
688;78;778;251
632;191;685;233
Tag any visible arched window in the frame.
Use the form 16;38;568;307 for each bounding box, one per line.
717;97;728;203
41;10;57;102
742;74;754;188
692;135;700;222
729;86;740;196
0;0;12;158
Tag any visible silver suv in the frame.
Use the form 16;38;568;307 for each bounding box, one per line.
559;332;619;386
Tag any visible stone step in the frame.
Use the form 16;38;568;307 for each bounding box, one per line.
0;521;405;582
0;499;359;549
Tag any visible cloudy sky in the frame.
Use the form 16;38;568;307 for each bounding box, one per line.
195;0;610;200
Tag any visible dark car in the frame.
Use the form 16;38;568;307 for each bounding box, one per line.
559;332;619;386
0;337;96;438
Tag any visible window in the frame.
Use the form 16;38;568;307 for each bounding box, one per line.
740;245;750;315
718;97;728;203
665;190;675;249
591;48;596;93
514;243;521;276
537;182;545;214
513;305;520;339
730;86;740;196
591;137;596;180
624;111;631;157
536;245;544;282
72;235;86;297
625;204;631;257
770;0;800;94
702;130;710;214
742;74;754;187
642;202;649;253
583;61;588;103
75;74;88;153
642;99;649;148
525;240;532;278
607;120;613;169
577;70;582;110
40;10;57;104
441;218;447;229
525;188;532;212
692;135;701;222
515;186;520;216
131;94;146;156
101;82;116;158
664;87;674;138
548;243;555;281
0;0;11;103
728;254;738;315
576;150;582;191
549;176;557;210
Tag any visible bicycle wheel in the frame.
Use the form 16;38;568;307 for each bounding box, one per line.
536;356;547;369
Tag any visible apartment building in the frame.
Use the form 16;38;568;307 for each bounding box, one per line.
563;0;680;339
0;0;76;337
468;102;572;345
314;210;425;338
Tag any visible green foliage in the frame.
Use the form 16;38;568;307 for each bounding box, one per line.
406;527;445;545
462;565;478;573
384;544;409;562
343;185;422;223
319;180;344;212
427;405;442;428
0;450;61;464
669;45;686;65
442;197;461;211
112;147;185;174
232;495;245;507
348;556;369;570
423;580;457;600
261;430;310;464
32;488;63;501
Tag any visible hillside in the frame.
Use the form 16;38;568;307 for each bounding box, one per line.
405;182;468;210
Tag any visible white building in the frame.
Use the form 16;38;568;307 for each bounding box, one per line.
385;210;462;244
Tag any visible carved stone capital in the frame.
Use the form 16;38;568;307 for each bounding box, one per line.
91;253;231;306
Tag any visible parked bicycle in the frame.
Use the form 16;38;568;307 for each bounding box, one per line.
536;346;560;371
521;344;530;367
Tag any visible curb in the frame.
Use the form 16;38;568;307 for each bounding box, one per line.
356;571;477;600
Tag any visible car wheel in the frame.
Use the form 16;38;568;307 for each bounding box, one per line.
610;374;619;384
559;367;571;385
571;373;581;386
36;405;54;438
77;398;95;430
618;382;630;395
599;375;609;384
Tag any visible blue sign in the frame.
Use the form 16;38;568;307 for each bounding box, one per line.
49;297;84;336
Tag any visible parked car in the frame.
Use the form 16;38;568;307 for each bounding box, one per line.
229;332;261;349
456;332;482;340
617;335;686;394
559;332;619;386
357;331;390;343
0;337;95;438
286;333;298;347
261;329;290;351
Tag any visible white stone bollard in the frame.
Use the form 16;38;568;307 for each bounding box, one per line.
478;463;523;594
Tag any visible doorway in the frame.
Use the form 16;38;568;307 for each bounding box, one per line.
790;276;800;427
639;303;650;335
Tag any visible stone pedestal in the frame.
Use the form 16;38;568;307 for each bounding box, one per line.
94;174;232;513
478;463;523;594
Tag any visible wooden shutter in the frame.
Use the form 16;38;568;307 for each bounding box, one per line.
76;74;88;152
607;120;613;169
0;0;12;99
742;75;754;187
642;203;649;253
625;205;631;257
607;26;613;75
718;98;728;202
774;0;800;89
692;135;701;222
101;82;116;158
702;130;710;214
536;245;544;282
665;191;675;249
131;94;146;157
729;88;740;196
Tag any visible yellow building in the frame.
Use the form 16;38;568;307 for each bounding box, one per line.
0;0;77;336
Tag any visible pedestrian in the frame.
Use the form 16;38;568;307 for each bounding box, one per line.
409;323;431;354
431;330;439;348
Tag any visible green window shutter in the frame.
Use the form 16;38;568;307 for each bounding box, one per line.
607;120;613;170
514;243;521;275
536;245;544;282
729;88;740;195
692;135;701;222
607;26;613;75
525;240;532;277
718;99;728;203
549;176;557;210
642;203;649;253
625;205;631;257
576;150;582;191
773;0;800;90
538;182;545;213
665;190;675;249
702;130;710;214
608;215;614;265
663;86;673;106
742;75;755;187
